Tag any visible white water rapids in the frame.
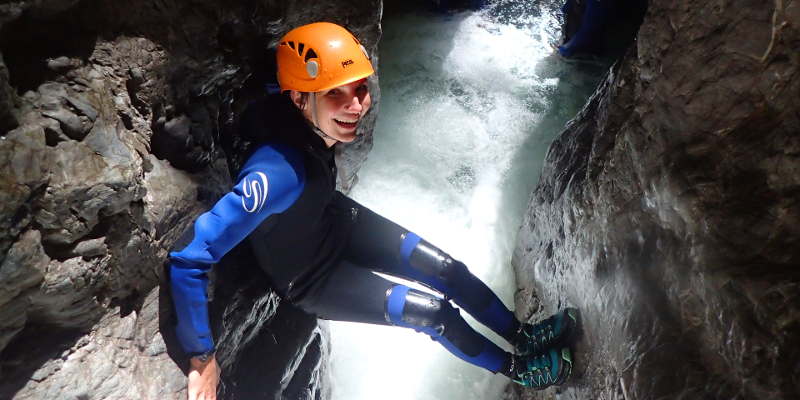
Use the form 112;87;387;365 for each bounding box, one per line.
329;3;608;399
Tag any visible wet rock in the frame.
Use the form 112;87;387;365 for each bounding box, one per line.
0;125;49;261
141;154;212;239
46;56;80;72
73;237;107;258
0;230;48;352
0;0;381;398
83;118;133;163
151;114;197;169
204;242;332;400
28;256;105;328
36;82;96;139
41;108;89;139
34;140;138;245
0;52;19;132
2;289;187;400
64;93;98;121
512;0;800;399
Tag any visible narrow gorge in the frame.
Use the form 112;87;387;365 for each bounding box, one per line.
0;1;797;399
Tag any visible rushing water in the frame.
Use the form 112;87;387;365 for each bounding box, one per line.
329;2;609;399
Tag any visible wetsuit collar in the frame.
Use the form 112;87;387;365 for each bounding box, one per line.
304;121;335;152
307;92;338;149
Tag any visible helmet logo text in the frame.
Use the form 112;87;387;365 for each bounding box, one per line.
341;59;354;68
241;172;269;213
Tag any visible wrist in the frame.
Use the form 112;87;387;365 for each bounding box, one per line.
190;350;216;367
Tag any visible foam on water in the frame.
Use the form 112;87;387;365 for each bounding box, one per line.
328;3;606;399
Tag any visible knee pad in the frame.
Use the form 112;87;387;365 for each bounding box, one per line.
401;233;460;284
384;286;485;357
399;232;493;310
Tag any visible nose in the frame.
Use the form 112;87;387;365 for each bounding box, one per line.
345;95;363;113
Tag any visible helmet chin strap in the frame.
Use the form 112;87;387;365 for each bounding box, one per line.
308;92;336;143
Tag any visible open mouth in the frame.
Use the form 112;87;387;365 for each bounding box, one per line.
334;118;359;130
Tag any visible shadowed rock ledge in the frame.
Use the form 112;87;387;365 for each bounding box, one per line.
0;0;381;399
512;0;799;399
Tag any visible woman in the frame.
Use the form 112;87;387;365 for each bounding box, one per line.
169;22;578;400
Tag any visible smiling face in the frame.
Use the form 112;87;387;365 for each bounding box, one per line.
291;79;371;146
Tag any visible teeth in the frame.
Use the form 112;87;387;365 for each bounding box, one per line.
335;118;358;124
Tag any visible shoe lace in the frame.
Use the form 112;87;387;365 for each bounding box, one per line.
517;316;558;353
514;353;555;388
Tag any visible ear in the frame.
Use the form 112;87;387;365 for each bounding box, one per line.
289;90;305;110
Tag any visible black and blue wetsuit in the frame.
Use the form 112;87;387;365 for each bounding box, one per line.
169;97;521;375
558;0;612;57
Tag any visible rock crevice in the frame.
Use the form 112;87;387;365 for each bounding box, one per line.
512;0;799;399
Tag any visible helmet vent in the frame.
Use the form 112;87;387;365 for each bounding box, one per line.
288;41;296;50
297;42;305;56
304;48;318;62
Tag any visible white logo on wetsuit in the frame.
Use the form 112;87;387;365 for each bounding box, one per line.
241;172;269;213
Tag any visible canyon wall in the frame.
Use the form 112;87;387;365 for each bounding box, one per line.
512;0;799;399
0;1;382;398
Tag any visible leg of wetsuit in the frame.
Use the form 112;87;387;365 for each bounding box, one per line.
295;260;394;324
338;196;520;343
295;260;511;374
384;285;509;373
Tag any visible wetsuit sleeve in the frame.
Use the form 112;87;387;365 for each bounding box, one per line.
168;144;305;355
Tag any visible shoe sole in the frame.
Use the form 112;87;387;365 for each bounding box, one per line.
554;347;573;386
562;307;581;344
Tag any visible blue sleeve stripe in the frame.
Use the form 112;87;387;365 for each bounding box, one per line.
386;285;411;326
399;232;421;267
169;144;305;355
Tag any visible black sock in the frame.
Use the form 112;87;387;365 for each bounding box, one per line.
499;354;517;378
503;319;522;343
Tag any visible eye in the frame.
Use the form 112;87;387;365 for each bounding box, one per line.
356;84;368;93
326;88;341;96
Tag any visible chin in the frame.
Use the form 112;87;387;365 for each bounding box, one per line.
335;132;358;143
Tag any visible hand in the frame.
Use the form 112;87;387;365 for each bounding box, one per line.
187;354;220;400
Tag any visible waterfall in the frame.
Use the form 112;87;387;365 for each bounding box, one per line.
330;2;608;399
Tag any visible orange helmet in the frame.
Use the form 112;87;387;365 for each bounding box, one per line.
276;22;374;92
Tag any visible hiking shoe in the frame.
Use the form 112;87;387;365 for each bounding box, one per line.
514;307;579;356
513;347;573;389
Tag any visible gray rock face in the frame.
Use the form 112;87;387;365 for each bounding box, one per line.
205;244;332;400
0;0;381;398
3;289;187;400
512;1;799;399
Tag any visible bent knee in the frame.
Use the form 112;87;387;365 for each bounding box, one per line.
402;233;469;283
384;285;485;356
385;286;450;330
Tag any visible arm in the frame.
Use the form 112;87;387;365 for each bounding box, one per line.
169;143;305;356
